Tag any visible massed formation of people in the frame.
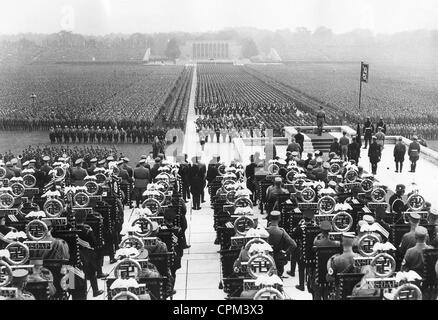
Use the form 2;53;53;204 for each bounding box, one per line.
195;101;315;138
207;149;438;300
48;125;167;145
0;151;191;300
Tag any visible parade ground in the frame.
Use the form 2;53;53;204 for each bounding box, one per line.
83;65;438;299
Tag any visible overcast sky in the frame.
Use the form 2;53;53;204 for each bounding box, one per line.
1;0;438;35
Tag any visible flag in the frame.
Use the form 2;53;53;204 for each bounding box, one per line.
361;62;369;83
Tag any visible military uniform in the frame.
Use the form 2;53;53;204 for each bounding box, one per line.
399;212;429;256
120;128;126;143
408;137;421;172
368;138;381;175
327;233;358;293
70;126;77;143
265;177;289;214
75;222;102;299
267;211;297;277
316;107;326;136
363;118;374;148
292;211;317;291
63;126;70;143
312;221;340;300
83;126;89;143
71;159;88;186
89;126;96;143
401;226;432;278
87;158;97;176
49;127;56;144
133;160;150;207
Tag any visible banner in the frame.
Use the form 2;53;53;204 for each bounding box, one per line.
361;62;369;83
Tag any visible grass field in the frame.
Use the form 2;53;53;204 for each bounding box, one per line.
0;131;154;162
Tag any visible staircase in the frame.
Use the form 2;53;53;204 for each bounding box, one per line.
304;133;334;154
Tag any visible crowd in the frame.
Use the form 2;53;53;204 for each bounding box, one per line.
208;145;438;300
247;64;438;130
389;123;437;141
47;125;167;145
0;151;191;300
1;145;118;168
0;64;191;132
196;65;320;132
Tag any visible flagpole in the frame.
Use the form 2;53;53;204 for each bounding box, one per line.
358;61;363;111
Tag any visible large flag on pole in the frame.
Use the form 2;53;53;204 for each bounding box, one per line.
360;62;369;83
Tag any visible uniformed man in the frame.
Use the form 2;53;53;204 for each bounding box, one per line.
339;131;350;161
312;221;340;300
101;127;107;143
189;159;204;210
408;135;421;173
113;127;119;144
375;127;385;151
55;125;62;143
265;177;289;215
74;210;104;299
368;136;381;175
122;157;133;179
70;125;77;143
133;159;150;208
393;137;406;173
348;135;360;165
40;156;52;175
89;126;96;143
363;117;374;149
196;156;207;204
428;208;438;226
377;118;387;134
83;125;89;144
120;127;126;143
77;125;83;143
329;138;341;156
294;128;304;154
287;137;301;155
401;226;432;278
316;106;326;136
399;212;429;257
429;209;438;249
292;210;317;291
107;127;113;144
388;184;406;213
96;126;102;144
267;210;297;277
63;126;70;144
327;233;358;282
87;158;97;176
49;126;56;144
6;269;35;300
40;156;52;185
117;159;131;202
71;159;88;186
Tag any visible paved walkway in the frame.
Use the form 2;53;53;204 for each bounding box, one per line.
176;65;311;300
359;145;438;208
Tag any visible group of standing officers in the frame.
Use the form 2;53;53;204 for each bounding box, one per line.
49;125;167;145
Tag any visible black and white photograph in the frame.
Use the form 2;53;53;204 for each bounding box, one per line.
0;0;438;307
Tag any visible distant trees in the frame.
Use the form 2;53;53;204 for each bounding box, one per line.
241;38;259;58
165;38;181;60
